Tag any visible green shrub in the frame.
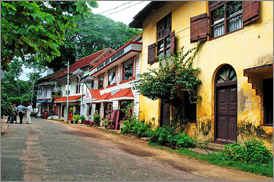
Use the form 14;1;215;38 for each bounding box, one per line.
30;112;36;117
150;125;174;145
80;115;86;122
174;132;196;148
121;120;152;137
93;114;101;124
72;115;80;122
220;139;273;164
150;126;196;148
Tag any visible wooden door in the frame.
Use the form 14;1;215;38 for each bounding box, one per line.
160;100;170;126
215;65;237;144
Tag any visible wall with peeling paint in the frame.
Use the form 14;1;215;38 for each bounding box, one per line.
138;1;273;148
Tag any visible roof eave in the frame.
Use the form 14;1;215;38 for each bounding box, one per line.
129;2;165;28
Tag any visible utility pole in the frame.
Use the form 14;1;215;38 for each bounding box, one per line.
66;61;70;123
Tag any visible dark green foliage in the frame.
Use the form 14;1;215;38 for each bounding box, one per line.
150;126;196;148
30;112;36;117
220;139;273;164
1;1;97;70
1;85;13;117
93;114;101;124
136;44;203;132
121;120;152;137
150;126;174;145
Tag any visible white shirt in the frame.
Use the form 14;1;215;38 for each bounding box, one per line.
27;105;32;112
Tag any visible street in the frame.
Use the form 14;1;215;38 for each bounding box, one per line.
1;118;272;181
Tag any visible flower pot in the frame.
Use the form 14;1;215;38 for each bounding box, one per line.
90;121;94;127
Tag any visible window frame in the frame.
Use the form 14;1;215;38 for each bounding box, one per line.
98;73;104;89
108;67;116;86
209;1;243;40
75;77;81;94
157;13;172;58
122;58;134;81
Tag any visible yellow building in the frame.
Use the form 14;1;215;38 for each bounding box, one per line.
129;1;273;147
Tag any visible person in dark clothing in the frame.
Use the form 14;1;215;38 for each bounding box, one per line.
16;104;26;124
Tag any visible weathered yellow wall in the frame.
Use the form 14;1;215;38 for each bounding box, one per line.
139;1;273;147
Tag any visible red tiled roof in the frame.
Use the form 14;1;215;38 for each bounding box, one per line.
110;89;134;99
50;48;114;81
89;33;142;72
54;95;82;102
96;92;112;101
89;89;101;98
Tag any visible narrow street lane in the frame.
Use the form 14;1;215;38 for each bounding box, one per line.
1;118;272;181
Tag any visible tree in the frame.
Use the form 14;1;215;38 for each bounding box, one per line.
136;43;203;132
1;1;98;70
73;13;142;59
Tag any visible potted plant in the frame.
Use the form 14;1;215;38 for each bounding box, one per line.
72;115;80;124
93;114;101;126
69;107;74;112
90;121;94;127
103;119;108;129
80;115;86;124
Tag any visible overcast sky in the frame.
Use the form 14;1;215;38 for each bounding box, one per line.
19;1;150;81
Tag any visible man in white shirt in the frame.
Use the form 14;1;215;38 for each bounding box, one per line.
27;103;32;124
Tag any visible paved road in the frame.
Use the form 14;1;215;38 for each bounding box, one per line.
1;118;209;181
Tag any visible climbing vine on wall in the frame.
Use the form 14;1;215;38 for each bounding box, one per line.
136;42;203;131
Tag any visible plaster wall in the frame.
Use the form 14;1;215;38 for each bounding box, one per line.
139;1;273;147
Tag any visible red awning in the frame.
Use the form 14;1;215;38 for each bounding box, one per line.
54;95;82;103
109;89;134;100
89;89;101;99
96;92;112;101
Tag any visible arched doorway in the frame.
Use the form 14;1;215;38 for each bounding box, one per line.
215;65;237;144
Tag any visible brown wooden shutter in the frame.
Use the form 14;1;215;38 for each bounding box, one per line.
190;13;208;43
243;1;260;26
148;43;156;64
170;31;176;54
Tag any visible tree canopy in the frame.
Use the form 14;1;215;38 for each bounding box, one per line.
1;1;98;70
45;13;142;71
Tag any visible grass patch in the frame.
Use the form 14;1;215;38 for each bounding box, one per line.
147;141;273;177
178;148;273;177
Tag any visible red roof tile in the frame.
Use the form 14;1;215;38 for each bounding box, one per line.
89;33;142;72
50;48;114;81
89;89;101;99
54;95;82;102
96;92;112;101
110;89;134;99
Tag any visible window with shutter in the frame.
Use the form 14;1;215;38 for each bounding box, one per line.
190;13;208;43
148;43;156;64
242;1;260;26
210;1;243;38
156;14;175;59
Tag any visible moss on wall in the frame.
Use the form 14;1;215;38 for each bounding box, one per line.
238;122;273;145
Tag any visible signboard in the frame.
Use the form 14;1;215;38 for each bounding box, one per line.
52;91;62;98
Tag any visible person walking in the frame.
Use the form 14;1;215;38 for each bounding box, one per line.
16;104;26;124
12;104;17;123
26;103;32;124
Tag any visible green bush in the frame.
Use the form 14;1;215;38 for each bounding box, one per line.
121;120;152;137
30;112;37;117
221;139;272;164
72;115;80;123
80;115;86;123
174;132;196;148
150;126;174;145
150;126;196;148
93;114;101;124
